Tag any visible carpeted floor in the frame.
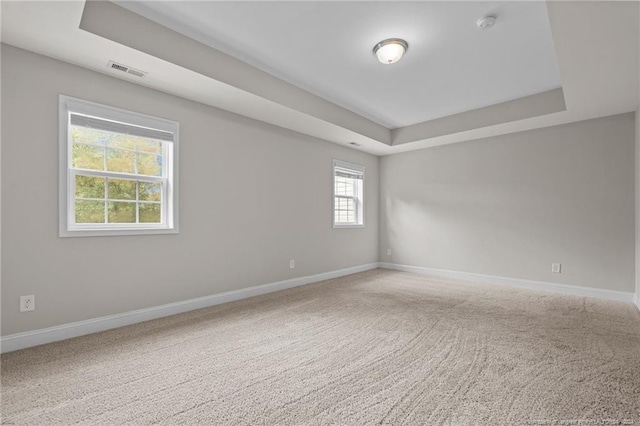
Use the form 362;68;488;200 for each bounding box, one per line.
2;269;640;425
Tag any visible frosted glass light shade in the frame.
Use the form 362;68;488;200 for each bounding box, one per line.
373;39;408;65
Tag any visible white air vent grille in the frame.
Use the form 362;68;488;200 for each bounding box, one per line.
107;61;147;78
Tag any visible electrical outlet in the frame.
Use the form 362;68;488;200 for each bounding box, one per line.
386;248;392;256
290;259;295;269
551;263;562;274
20;295;35;312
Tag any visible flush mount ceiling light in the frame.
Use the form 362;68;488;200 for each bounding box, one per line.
373;38;408;65
477;15;497;30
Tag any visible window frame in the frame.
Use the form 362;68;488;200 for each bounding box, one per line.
59;95;179;237
332;159;365;229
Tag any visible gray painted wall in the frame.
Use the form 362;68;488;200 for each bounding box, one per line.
636;109;639;298
380;113;636;292
2;43;637;338
636;3;640;301
1;45;379;335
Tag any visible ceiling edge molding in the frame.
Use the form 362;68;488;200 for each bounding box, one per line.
79;0;392;146
391;88;566;146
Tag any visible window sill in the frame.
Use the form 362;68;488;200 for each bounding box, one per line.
333;224;365;229
60;227;179;238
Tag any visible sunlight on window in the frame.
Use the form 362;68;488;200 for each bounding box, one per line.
333;160;364;227
61;96;178;236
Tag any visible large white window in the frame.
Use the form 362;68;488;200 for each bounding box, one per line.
333;160;364;228
59;96;178;237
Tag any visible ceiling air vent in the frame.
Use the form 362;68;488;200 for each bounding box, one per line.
107;61;147;78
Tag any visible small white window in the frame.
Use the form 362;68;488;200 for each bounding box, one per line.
59;96;178;237
333;160;364;228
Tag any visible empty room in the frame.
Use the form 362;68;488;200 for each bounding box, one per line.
1;1;640;424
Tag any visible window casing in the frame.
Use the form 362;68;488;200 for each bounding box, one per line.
333;160;364;228
59;96;178;237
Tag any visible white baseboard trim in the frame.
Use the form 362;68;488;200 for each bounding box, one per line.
634;294;640;312
379;262;636;304
0;263;378;354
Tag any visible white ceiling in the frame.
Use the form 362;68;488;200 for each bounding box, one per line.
0;1;638;156
117;1;562;129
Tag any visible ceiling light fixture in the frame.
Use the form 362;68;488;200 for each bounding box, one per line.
373;38;408;65
477;16;497;30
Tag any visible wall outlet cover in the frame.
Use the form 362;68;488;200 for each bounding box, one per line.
20;295;35;312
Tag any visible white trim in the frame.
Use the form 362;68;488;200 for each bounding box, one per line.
59;95;179;237
634;294;640;312
0;263;378;353
379;262;635;304
332;159;365;228
333;160;364;174
64;96;178;133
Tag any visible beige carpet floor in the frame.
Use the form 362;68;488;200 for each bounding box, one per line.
2;269;640;425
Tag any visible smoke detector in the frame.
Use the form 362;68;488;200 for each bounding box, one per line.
477;16;497;30
107;61;147;78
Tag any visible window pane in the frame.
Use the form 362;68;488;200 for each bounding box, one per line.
71;126;110;146
335;197;355;210
139;182;162;202
108;201;136;223
75;200;105;223
335;210;355;224
138;153;163;176
75;175;105;199
106;148;135;174
139;203;161;223
335;197;356;224
335;213;355;223
72;144;104;170
65;99;177;235
137;139;162;154
108;178;136;200
335;177;355;196
108;134;136;151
